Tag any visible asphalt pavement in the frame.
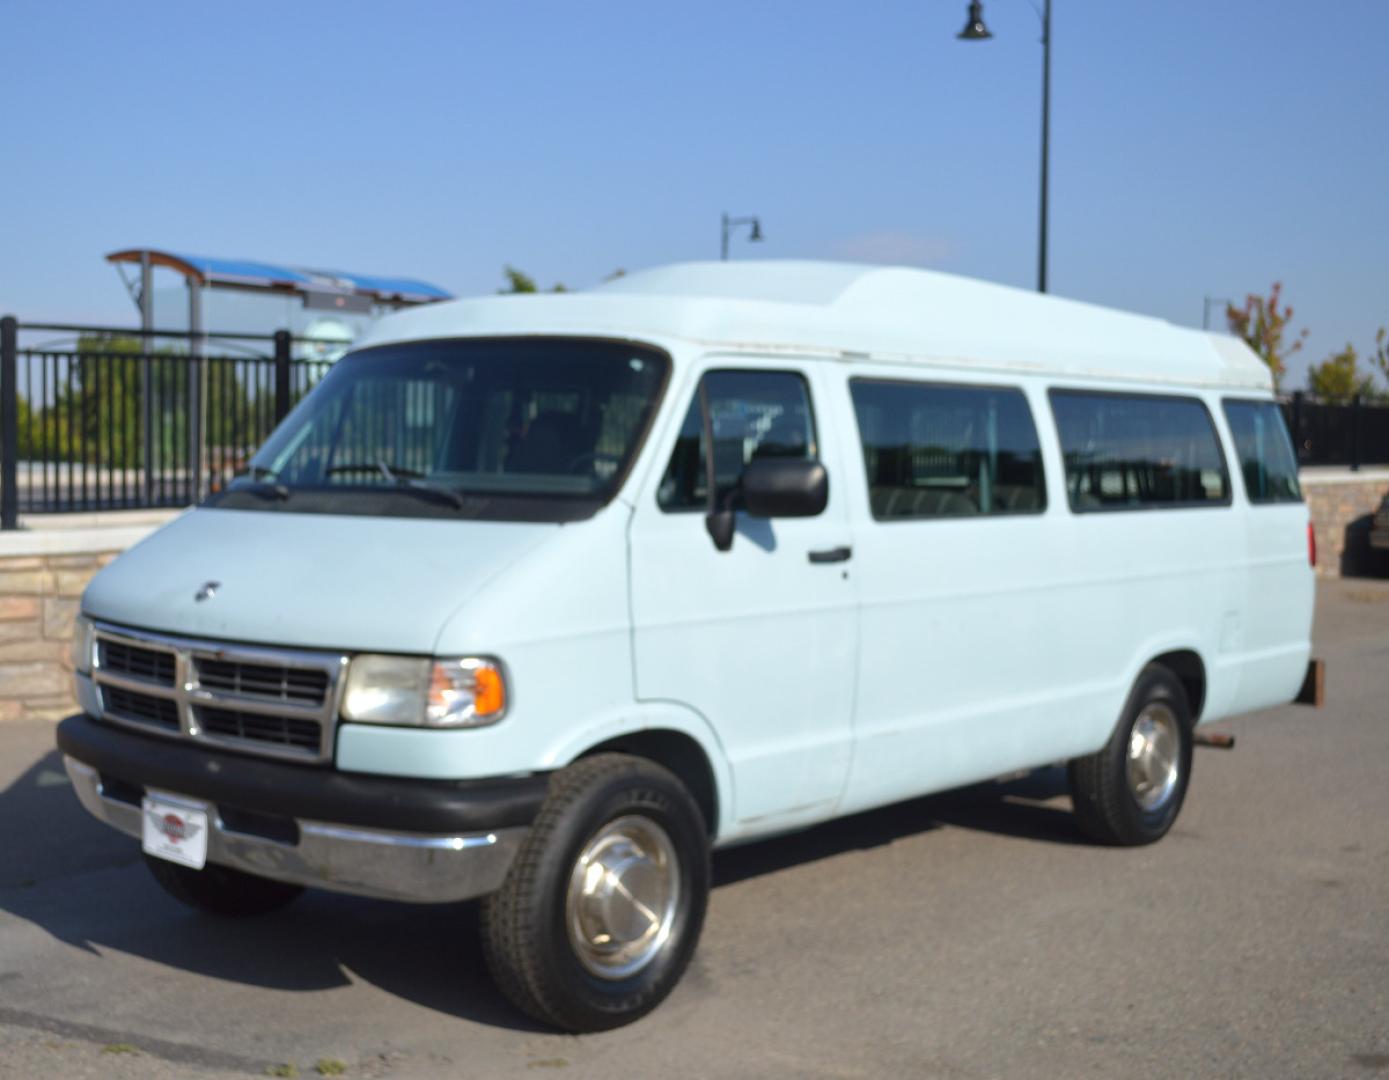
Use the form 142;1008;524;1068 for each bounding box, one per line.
1;578;1385;1079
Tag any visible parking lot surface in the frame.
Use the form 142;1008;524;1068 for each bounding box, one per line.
1;578;1386;1079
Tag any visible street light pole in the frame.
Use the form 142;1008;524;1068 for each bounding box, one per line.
958;0;1052;294
1203;295;1233;331
721;213;764;260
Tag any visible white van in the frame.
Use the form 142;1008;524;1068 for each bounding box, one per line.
58;261;1317;1031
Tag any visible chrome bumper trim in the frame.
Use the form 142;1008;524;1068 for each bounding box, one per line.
64;756;524;904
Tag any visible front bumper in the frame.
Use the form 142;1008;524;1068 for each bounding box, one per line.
57;713;549;904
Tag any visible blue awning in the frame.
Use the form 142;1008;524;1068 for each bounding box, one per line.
107;249;452;305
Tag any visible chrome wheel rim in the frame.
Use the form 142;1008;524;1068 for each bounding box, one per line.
565;815;680;980
1126;702;1182;811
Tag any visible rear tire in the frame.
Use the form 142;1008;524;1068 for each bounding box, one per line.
481;753;710;1032
144;855;304;916
1069;664;1194;846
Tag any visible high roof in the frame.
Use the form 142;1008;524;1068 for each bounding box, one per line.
106;249;453;305
359;260;1271;391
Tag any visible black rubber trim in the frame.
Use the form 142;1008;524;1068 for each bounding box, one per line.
57;713;550;833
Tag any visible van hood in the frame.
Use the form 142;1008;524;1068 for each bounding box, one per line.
82;508;558;653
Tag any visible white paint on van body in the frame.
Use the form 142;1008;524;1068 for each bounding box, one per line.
86;261;1313;847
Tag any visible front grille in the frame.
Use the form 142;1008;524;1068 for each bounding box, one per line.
196;706;321;752
90;624;344;764
195;657;329;705
99;639;176;687
103;685;180;731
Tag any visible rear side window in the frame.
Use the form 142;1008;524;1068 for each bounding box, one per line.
1222;399;1302;504
1050;390;1230;511
657;370;817;511
850;379;1046;520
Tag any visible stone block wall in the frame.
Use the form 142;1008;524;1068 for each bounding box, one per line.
1301;472;1389;578
0;550;118;721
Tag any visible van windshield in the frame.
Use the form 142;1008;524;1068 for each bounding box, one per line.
209;338;669;522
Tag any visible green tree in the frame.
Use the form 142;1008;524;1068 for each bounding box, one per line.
1306;343;1377;403
21;335;256;468
499;266;567;294
1371;327;1389;387
1226;282;1308;391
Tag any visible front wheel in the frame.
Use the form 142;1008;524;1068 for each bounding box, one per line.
481;753;710;1032
144;855;304;916
1068;664;1194;846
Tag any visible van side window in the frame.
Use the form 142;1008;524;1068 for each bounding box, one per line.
1050;390;1230;510
1222;400;1302;504
849;379;1046;520
657;371;817;511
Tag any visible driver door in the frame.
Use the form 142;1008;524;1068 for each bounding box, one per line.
627;361;858;831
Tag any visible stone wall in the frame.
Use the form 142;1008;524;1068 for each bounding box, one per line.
1301;470;1389;578
0;551;117;721
0;512;174;723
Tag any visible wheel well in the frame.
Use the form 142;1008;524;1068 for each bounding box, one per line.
1151;649;1206;722
578;730;719;836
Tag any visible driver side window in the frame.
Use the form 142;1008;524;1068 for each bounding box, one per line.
657;370;817;511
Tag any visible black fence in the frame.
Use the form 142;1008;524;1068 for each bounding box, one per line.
1282;392;1389;470
1;317;332;527
4;318;1389;528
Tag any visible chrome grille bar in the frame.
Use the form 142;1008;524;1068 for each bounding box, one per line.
89;621;348;764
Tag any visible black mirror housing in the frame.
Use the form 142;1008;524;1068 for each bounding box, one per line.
741;458;828;519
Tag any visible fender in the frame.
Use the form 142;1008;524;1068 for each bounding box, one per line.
1110;631;1215;735
540;699;737;841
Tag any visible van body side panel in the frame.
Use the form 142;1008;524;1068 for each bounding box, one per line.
1223;498;1313;714
829;372;1245;816
627;357;859;832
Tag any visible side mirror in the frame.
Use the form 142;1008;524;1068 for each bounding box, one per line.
704;458;829;549
742;458;828;518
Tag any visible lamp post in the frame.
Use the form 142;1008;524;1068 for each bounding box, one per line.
958;0;1052;294
721;213;764;260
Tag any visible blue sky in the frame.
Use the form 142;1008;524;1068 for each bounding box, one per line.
2;0;1386;386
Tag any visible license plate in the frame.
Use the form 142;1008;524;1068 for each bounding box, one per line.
141;796;209;870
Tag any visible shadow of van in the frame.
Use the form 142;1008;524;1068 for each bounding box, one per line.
1340;513;1389;578
0;736;1082;1031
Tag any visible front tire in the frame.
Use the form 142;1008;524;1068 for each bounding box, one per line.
144;855;304;916
481;753;710;1032
1068;664;1194;846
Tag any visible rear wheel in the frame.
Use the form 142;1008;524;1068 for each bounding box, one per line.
144;855;304;916
481;753;710;1032
1068;664;1194;846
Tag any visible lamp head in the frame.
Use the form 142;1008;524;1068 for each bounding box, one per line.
957;0;992;40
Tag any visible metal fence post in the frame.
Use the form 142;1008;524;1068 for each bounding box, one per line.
188;282;205;503
273;330;292;424
1351;393;1362;472
141;254;154;506
1;316;17;529
1290;391;1304;463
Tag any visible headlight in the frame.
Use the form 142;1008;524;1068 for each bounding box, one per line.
341;655;507;728
71;614;94;675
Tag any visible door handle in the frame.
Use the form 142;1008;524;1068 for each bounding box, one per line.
807;545;853;564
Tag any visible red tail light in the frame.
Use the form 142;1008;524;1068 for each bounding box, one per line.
1308;522;1317;568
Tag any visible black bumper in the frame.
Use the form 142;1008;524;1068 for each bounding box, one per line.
56;713;550;834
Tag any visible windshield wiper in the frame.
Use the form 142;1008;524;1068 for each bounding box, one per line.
233;465;289;500
325;459;465;509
